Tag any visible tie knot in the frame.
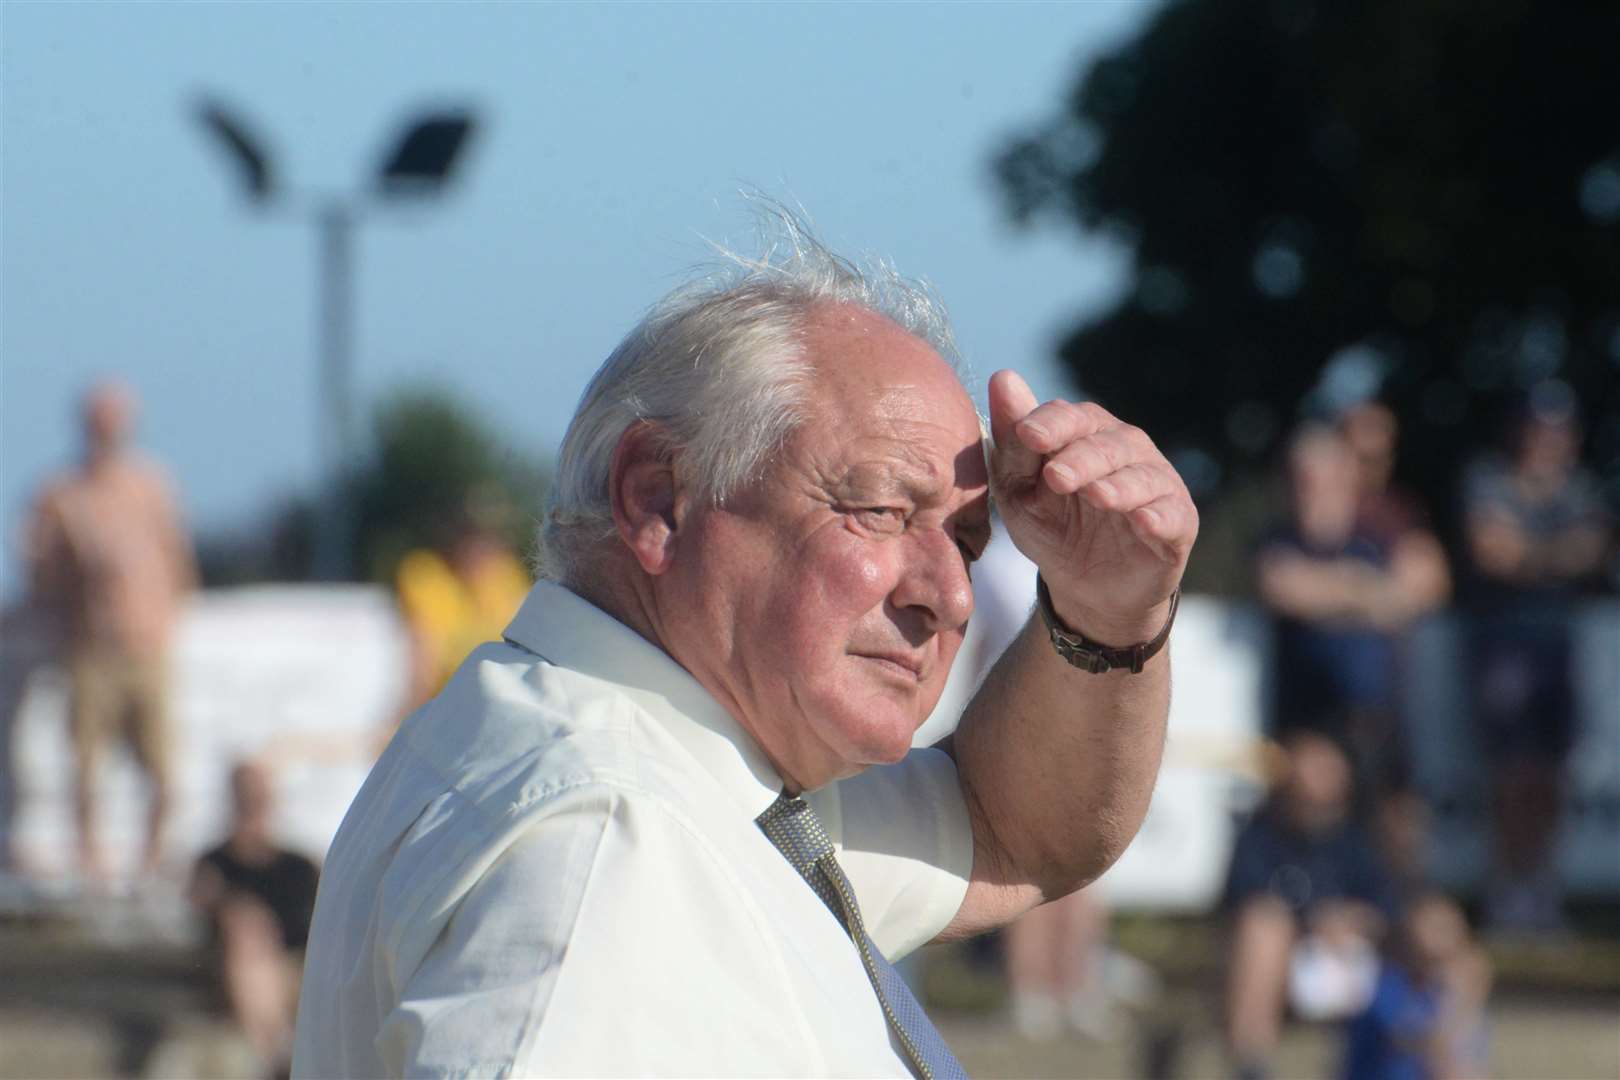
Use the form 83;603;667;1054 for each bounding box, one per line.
756;792;835;876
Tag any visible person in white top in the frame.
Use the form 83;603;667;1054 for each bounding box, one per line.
292;207;1198;1078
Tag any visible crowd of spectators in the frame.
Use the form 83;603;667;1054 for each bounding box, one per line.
1229;389;1613;1078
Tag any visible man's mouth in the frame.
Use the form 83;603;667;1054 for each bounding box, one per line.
857;652;925;682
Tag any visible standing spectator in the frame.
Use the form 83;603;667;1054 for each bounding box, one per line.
1223;729;1397;1080
1006;885;1120;1041
190;760;320;1079
1256;427;1430;839
23;381;195;882
1338;401;1452;886
1338;401;1451;620
1463;393;1614;932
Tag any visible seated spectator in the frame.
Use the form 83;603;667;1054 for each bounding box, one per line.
1343;892;1491;1080
1224;729;1398;1080
189;761;319;1078
1462;391;1614;932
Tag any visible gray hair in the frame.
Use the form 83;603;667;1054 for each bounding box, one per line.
537;203;964;583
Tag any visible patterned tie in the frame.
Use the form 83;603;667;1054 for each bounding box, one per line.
756;792;968;1080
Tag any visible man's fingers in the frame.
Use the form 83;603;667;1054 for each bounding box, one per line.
1071;462;1179;512
988;376;1198;567
1039;425;1156;494
1014;399;1115;455
987;369;1043;479
1125;493;1199;562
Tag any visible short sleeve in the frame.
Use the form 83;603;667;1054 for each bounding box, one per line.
375;791;614;1078
1221;816;1276;911
811;746;974;959
378;785;823;1079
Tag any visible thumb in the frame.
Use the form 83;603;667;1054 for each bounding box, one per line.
988;369;1043;484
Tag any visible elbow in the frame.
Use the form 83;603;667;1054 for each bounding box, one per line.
1032;801;1144;900
1082;802;1147;884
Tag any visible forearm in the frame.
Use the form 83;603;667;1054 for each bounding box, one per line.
949;604;1169;913
1541;524;1608;579
943;370;1193;941
1386;534;1451;618
1257;554;1357;620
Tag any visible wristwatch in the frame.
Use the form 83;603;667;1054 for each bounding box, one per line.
1035;575;1180;674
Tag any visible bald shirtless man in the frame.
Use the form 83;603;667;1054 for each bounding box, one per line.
26;382;196;881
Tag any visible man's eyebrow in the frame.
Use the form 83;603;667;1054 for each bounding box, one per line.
836;459;946;499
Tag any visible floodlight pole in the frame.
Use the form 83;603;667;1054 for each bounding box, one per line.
315;202;356;582
194;98;476;581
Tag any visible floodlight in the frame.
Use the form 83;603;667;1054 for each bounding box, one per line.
196;99;274;201
377;111;477;194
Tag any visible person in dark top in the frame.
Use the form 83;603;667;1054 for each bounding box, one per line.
197;838;319;951
1224;729;1398;1080
1343;893;1491;1080
1336;402;1452;894
190;760;319;1077
1257;429;1403;772
1256;424;1444;888
1462;394;1614;932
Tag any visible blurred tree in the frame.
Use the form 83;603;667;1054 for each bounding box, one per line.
198;388;547;586
196;496;315;586
997;0;1619;591
353;388;546;584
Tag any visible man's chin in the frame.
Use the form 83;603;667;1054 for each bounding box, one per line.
803;697;923;781
851;721;920;768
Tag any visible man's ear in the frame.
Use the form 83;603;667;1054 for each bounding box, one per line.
609;421;685;576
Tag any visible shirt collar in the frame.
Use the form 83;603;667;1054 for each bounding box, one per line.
503;581;784;819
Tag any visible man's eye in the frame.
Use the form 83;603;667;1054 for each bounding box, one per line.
848;506;906;533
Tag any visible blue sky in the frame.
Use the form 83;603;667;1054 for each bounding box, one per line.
2;1;1155;595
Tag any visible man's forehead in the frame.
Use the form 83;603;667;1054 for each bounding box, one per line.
809;383;985;477
802;310;976;425
833;433;989;496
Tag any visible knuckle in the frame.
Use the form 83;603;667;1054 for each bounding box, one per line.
1122;424;1156;454
1101;433;1134;471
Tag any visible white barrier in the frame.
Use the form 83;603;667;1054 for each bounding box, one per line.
1;586;407;882
3;583;1615;907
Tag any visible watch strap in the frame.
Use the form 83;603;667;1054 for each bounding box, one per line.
1035;575;1179;674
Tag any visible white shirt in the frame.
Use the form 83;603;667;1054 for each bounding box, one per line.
291;582;974;1078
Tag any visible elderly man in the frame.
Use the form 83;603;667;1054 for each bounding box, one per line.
292;218;1196;1078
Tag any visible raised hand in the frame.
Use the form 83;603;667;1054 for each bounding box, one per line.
987;369;1197;645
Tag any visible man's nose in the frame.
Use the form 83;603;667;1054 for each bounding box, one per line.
890;530;974;634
